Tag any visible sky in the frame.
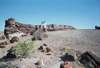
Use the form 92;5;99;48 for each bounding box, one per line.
0;0;100;31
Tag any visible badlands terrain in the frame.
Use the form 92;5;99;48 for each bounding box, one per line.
0;29;100;68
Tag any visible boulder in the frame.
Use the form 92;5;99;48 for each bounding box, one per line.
79;51;100;68
0;41;9;48
38;43;53;55
33;29;44;40
0;35;5;40
10;37;19;43
60;61;72;68
95;25;100;30
4;18;19;39
4;18;34;39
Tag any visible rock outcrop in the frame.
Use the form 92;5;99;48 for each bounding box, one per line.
4;18;34;38
4;18;76;39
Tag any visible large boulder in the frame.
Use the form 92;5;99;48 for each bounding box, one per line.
79;51;100;68
4;18;34;39
10;37;19;43
4;18;18;39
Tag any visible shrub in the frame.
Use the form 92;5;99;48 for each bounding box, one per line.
10;39;35;58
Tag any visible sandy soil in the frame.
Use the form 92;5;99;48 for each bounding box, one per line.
0;29;100;68
35;29;100;68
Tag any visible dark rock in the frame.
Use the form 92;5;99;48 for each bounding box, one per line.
0;35;5;40
95;25;100;30
31;37;35;41
60;53;75;62
79;51;100;68
0;41;8;48
38;43;52;55
46;47;51;53
38;46;43;50
10;37;19;43
0;45;5;48
43;43;48;46
1;47;16;61
4;18;34;38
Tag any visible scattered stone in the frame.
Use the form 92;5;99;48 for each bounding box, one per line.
60;53;75;62
38;43;53;55
10;37;19;43
0;35;6;40
0;45;5;48
0;41;9;48
0;41;8;46
1;48;17;61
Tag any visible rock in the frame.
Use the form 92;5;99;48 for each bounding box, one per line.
0;41;8;45
47;24;76;31
60;53;75;62
0;45;5;48
0;35;6;40
4;18;34;39
95;25;100;30
15;22;34;34
0;41;9;48
10;37;19;43
79;51;100;68
4;18;75;39
4;18;19;39
33;29;44;40
35;58;44;68
38;43;53;55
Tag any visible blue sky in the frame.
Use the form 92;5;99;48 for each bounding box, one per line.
0;0;100;30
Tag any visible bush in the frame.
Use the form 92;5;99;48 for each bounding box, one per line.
10;39;35;58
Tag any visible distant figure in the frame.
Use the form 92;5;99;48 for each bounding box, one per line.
41;21;47;32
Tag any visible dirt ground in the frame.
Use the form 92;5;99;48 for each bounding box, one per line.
0;29;100;68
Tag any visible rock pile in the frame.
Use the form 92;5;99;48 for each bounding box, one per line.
38;43;53;55
10;37;19;43
4;18;34;38
0;34;9;48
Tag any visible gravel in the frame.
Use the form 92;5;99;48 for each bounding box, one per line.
0;29;100;68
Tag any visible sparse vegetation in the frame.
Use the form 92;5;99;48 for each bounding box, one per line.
9;39;35;58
